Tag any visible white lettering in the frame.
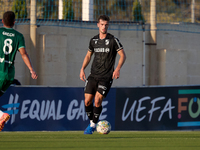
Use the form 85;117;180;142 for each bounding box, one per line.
20;99;65;121
67;99;79;120
40;100;50;121
122;98;137;121
94;48;110;53
158;98;175;121
0;58;12;64
148;97;164;121
2;31;15;37
122;96;175;122
21;100;31;119
136;97;150;122
56;100;65;120
10;94;109;123
99;101;109;120
29;100;40;121
67;99;109;121
48;101;56;120
76;100;85;120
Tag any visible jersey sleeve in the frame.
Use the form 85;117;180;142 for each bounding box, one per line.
18;34;25;50
114;37;123;52
88;38;94;52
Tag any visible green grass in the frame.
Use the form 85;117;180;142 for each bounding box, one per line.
0;131;200;150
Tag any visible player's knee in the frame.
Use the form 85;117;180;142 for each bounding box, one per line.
94;96;103;107
84;93;94;106
85;100;92;106
94;101;102;107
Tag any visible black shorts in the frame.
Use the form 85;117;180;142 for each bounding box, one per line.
84;75;113;97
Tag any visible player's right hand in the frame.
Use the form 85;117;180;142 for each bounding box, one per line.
80;69;86;82
30;70;38;79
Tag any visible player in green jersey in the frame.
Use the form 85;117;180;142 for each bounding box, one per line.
0;11;38;131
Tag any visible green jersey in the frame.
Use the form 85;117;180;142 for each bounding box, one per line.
0;27;25;80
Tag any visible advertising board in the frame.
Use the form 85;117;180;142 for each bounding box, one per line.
1;85;200;131
0;87;116;131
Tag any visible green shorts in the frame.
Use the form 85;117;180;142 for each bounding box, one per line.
0;79;13;93
0;71;14;93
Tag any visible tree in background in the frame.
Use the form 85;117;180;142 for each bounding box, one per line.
37;0;58;19
94;0;130;21
132;0;144;22
12;0;27;19
63;0;74;20
0;0;13;19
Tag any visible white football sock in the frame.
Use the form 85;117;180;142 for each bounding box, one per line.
90;120;96;128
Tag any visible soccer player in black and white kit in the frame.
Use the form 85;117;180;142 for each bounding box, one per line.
80;15;126;134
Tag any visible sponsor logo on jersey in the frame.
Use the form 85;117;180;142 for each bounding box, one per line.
5;60;12;64
0;58;12;64
105;48;110;53
94;48;110;53
93;39;98;44
2;31;15;37
0;58;4;63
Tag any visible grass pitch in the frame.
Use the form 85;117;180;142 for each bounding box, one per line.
0;131;200;150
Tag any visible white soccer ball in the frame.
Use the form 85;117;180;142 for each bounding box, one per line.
96;120;111;134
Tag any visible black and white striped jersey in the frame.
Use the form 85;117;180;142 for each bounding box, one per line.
88;33;123;79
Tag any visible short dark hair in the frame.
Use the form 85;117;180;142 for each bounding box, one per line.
97;15;110;22
3;11;15;27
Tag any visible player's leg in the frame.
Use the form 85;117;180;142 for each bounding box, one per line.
92;91;104;125
84;92;104;134
84;93;96;134
0;111;10;131
91;79;113;126
0;79;11;131
84;76;97;120
85;93;94;122
84;76;97;134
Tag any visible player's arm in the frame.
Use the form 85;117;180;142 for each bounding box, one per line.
19;47;38;79
112;49;126;79
80;50;93;82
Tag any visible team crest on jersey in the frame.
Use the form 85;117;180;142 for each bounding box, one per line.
105;39;109;45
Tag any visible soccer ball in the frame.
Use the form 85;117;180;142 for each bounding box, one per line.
96;120;111;134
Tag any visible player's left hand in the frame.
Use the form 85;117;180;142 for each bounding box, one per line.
112;69;120;79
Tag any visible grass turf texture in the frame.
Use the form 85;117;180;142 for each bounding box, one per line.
0;131;200;150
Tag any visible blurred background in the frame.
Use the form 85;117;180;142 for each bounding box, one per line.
0;0;200;31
